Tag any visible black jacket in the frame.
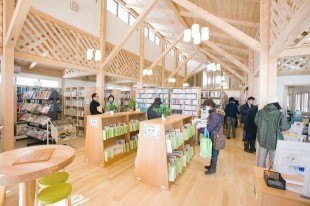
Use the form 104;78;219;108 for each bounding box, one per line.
147;103;161;120
224;102;239;119
90;100;102;115
244;106;258;133
240;103;252;123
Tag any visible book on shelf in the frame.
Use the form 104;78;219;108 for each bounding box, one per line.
102;123;129;140
104;136;138;162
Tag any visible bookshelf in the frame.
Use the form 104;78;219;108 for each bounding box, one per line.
135;114;195;190
64;86;95;137
105;89;121;106
170;87;201;117
85;111;147;167
121;90;136;111
135;88;170;112
201;89;228;109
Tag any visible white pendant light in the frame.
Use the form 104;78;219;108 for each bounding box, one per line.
211;63;216;71
221;76;225;81
94;50;102;61
193;34;201;45
168;78;176;83
147;69;153;76
216;63;221;71
201;27;209;41
183;29;191;42
183;83;189;87
87;49;93;60
191;24;200;38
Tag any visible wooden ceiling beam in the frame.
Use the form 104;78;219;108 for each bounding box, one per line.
146;17;182;27
27;62;38;70
203;41;249;73
180;61;206;84
200;49;245;82
180;11;259;28
279;47;310;58
269;1;310;57
294;32;310;48
166;0;189;28
100;0;159;71
5;0;32;49
165;50;198;81
172;0;261;52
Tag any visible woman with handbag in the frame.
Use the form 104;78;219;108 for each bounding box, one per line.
199;99;225;175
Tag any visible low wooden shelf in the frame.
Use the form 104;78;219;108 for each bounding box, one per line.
135;114;195;190
85;111;147;167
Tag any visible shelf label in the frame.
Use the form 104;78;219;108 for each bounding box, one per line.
144;124;160;138
89;117;99;128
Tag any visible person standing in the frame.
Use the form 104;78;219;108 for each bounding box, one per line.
199;99;225;175
147;97;162;120
90;93;102;115
254;96;291;167
224;97;239;139
244;105;258;153
240;96;255;141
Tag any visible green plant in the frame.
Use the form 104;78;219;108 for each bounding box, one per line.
105;103;119;112
152;105;171;118
128;98;136;109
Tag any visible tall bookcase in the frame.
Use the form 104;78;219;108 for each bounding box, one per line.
170;87;201;117
201;89;228;109
85;111;147;167
121;90;136;111
135;114;195;190
64;86;95;137
105;89;121;105
135;88;170;112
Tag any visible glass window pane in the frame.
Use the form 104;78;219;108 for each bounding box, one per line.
40;79;59;88
302;93;309;112
295;94;301;111
129;14;136;26
107;0;117;16
16;77;39;86
155;35;160;46
117;5;129;23
144;26;149;38
149;30;155;42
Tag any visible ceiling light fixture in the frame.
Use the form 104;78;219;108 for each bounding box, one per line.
143;68;153;76
183;82;189;87
168;78;176;83
86;49;101;61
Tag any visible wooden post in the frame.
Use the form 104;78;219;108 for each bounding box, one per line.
174;49;179;87
1;0;15;151
258;0;270;109
161;37;166;87
248;49;254;97
184;61;187;77
267;57;277;97
96;0;107;106
193;74;197;87
139;23;144;89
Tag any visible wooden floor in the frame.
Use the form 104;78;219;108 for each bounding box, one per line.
4;128;256;206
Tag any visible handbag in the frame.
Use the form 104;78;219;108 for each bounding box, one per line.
213;126;226;150
200;127;212;158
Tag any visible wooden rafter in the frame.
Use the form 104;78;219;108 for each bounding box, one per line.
165;50;198;81
269;1;310;57
5;0;32;48
27;62;37;70
179;11;259;28
172;0;261;52
100;0;159;71
180;61;206;84
166;0;189;28
294;32;310;48
200;49;245;82
279;47;310;58
203;41;249;73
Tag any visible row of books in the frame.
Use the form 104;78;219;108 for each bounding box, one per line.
65;99;85;107
170;99;198;105
104;136;138;162
64;90;87;97
171;88;199;93
129;120;140;132
168;145;194;182
19;113;50;125
51;122;76;142
170;105;198;110
23;91;52;100
103;123;128;140
64;108;84;117
136;98;170;104
165;125;195;153
170;94;197;99
25;127;48;141
21;103;51;114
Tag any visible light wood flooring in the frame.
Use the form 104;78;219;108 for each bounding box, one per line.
4;128;256;206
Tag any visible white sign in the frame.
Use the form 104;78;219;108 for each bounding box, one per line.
144;124;160;138
90;117;99;128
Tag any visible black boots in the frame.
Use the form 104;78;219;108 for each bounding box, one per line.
244;140;256;153
249;140;256;153
205;164;216;175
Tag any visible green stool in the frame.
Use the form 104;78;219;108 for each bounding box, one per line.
37;183;72;206
39;172;69;188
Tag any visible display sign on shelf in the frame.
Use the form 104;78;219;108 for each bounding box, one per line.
90;117;99;128
144;124;160;138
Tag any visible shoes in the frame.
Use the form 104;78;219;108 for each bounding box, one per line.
205;164;216;175
242;138;245;142
205;165;211;169
227;137;231;139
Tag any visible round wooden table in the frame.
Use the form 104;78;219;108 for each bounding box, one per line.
0;145;75;206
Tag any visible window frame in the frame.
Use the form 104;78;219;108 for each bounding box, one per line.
117;4;129;24
107;0;118;16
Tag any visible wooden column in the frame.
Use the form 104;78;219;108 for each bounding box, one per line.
161;37;166;87
96;0;107;105
193;74;197;87
258;0;270;109
138;23;144;89
267;57;277;97
174;50;179;87
248;50;254;97
184;61;187;77
1;0;15;151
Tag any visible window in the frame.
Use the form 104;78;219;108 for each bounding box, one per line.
301;93;309;112
155;35;161;46
149;30;155;42
178;53;183;62
287;94;290;110
295;94;301;111
129;14;136;26
107;0;117;15
117;5;129;24
144;26;149;38
16;77;39;86
40;79;59;88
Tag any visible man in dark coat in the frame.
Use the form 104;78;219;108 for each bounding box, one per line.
240;96;255;141
90;93;102;115
224;97;239;139
244;105;258;153
147;97;162;120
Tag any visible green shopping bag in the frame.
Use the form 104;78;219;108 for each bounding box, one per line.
199;127;212;158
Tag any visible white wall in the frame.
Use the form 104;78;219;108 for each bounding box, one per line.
64;79;96;87
276;75;310;109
